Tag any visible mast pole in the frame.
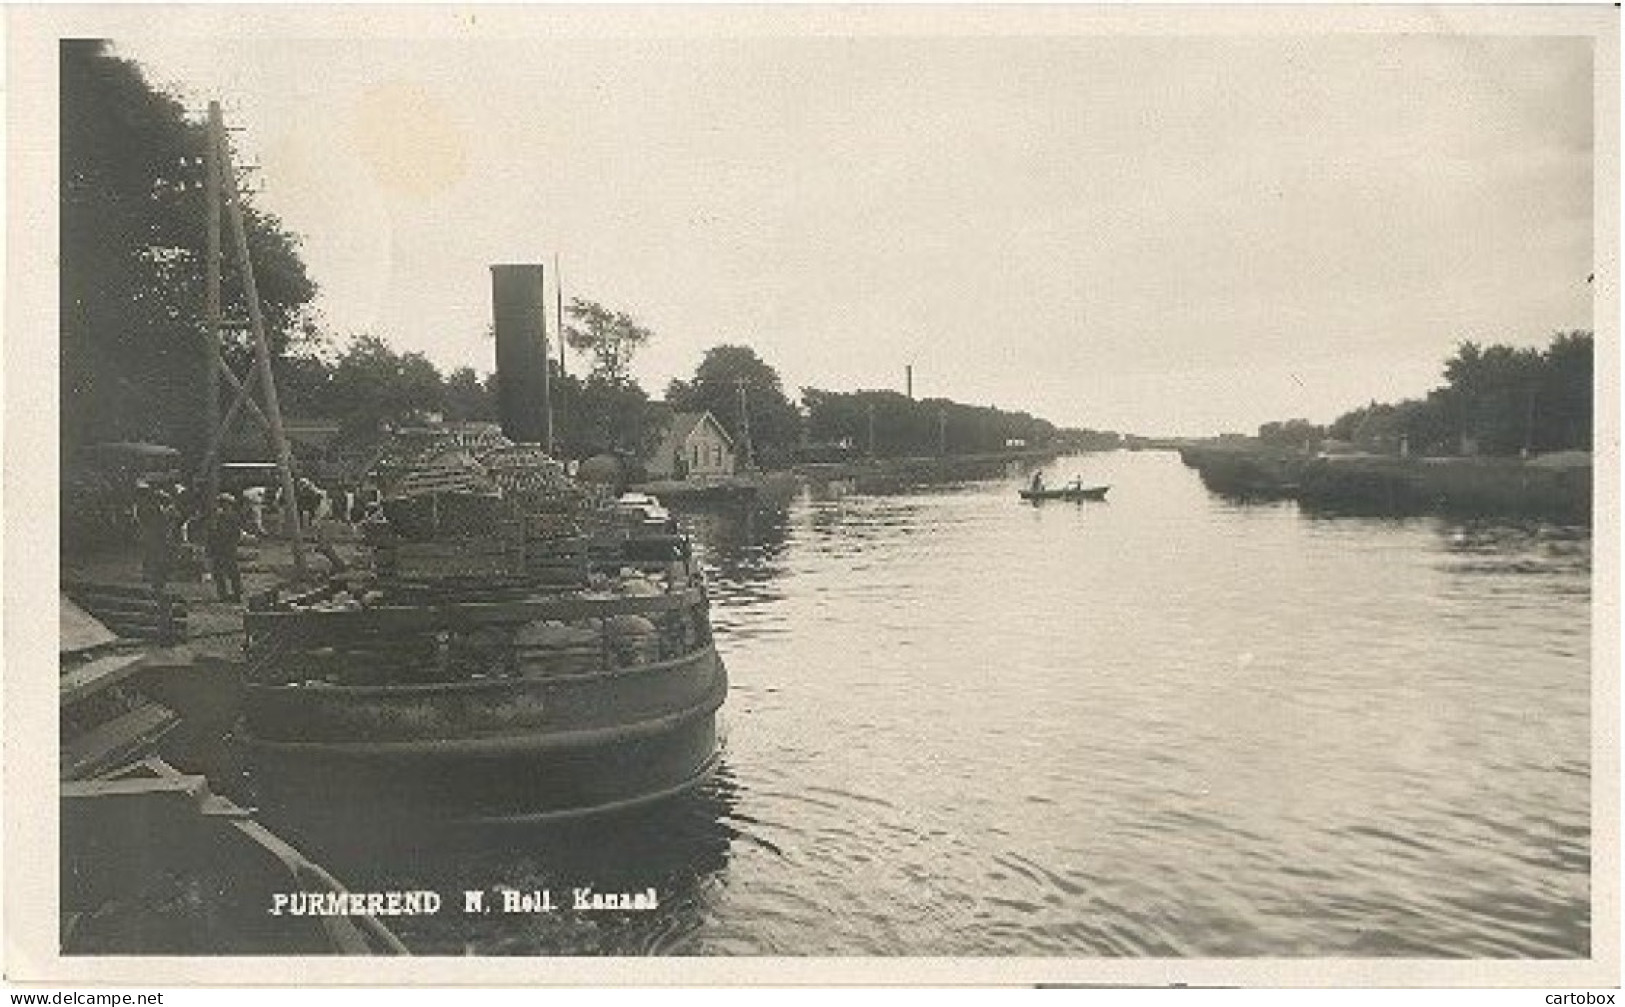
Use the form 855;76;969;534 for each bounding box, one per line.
541;263;553;454
555;252;567;380
555;253;566;457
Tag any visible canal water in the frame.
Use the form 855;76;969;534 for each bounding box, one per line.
357;449;1592;957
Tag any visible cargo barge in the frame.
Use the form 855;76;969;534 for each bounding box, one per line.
235;433;728;827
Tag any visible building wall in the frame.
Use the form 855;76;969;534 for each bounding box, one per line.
646;413;736;480
683;424;735;478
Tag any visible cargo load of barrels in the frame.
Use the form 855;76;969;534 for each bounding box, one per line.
357;429;602;586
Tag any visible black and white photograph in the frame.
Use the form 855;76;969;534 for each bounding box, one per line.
4;2;1619;990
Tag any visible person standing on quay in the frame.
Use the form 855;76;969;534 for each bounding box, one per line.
134;484;176;593
241;484;268;537
206;493;245;602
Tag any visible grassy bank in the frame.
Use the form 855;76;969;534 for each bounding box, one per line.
1178;443;1591;522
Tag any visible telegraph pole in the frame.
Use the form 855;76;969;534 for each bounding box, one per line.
736;379;755;469
1523;384;1537;459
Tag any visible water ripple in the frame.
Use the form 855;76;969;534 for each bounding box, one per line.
341;453;1592;958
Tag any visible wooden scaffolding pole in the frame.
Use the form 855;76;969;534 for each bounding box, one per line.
196;114;275;482
201;102;224;533
209;105;308;576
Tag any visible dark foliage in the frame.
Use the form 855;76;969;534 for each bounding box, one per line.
61;40;316;458
800;387;1064;458
1320;331;1593;457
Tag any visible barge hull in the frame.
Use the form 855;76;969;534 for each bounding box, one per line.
240;699;723;825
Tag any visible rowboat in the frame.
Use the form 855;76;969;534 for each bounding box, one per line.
235;433;727;827
1020;484;1110;502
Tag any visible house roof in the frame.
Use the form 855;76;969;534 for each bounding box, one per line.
654;411;735;457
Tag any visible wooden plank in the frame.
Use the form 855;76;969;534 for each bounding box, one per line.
387;541;513;559
65;587;185;627
71;598;165;619
98;613;186;632
99;620;166;639
63;581;160;602
62;702;179;780
61;652;148;706
391;557;520;579
62;773;210;801
61;595;119;655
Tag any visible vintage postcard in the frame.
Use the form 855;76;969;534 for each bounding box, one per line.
5;2;1619;989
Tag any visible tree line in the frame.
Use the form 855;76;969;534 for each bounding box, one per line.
266;333;1111;471
1257;331;1593;458
61;41;1110;480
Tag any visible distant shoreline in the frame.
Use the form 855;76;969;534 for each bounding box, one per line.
791;445;1073;482
1177;442;1592;523
630;445;1086;502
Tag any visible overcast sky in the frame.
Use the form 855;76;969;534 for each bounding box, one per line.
115;25;1595;436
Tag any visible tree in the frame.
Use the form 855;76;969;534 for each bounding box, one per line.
443;366;497;423
1538;331;1593;452
325;335;445;441
564;298;652;385
1257;418;1325;451
61;40;318;457
1440;341;1545;454
274;348;337;420
1321;330;1593;458
666;345;802;467
573;376;659;460
800;387;1059;458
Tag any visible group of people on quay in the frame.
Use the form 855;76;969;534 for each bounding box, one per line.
131;475;378;602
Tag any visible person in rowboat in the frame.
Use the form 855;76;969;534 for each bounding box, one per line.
1031;471;1045;493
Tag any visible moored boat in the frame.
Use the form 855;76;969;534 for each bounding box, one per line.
235;432;728;826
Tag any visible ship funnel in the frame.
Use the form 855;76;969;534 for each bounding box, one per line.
490;264;552;447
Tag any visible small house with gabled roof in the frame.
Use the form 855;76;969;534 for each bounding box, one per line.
646;411;736;480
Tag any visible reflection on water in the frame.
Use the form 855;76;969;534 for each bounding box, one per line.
328;764;748;956
336;451;1591;957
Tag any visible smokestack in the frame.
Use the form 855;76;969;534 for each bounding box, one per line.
490;264;552;447
906;365;913;400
